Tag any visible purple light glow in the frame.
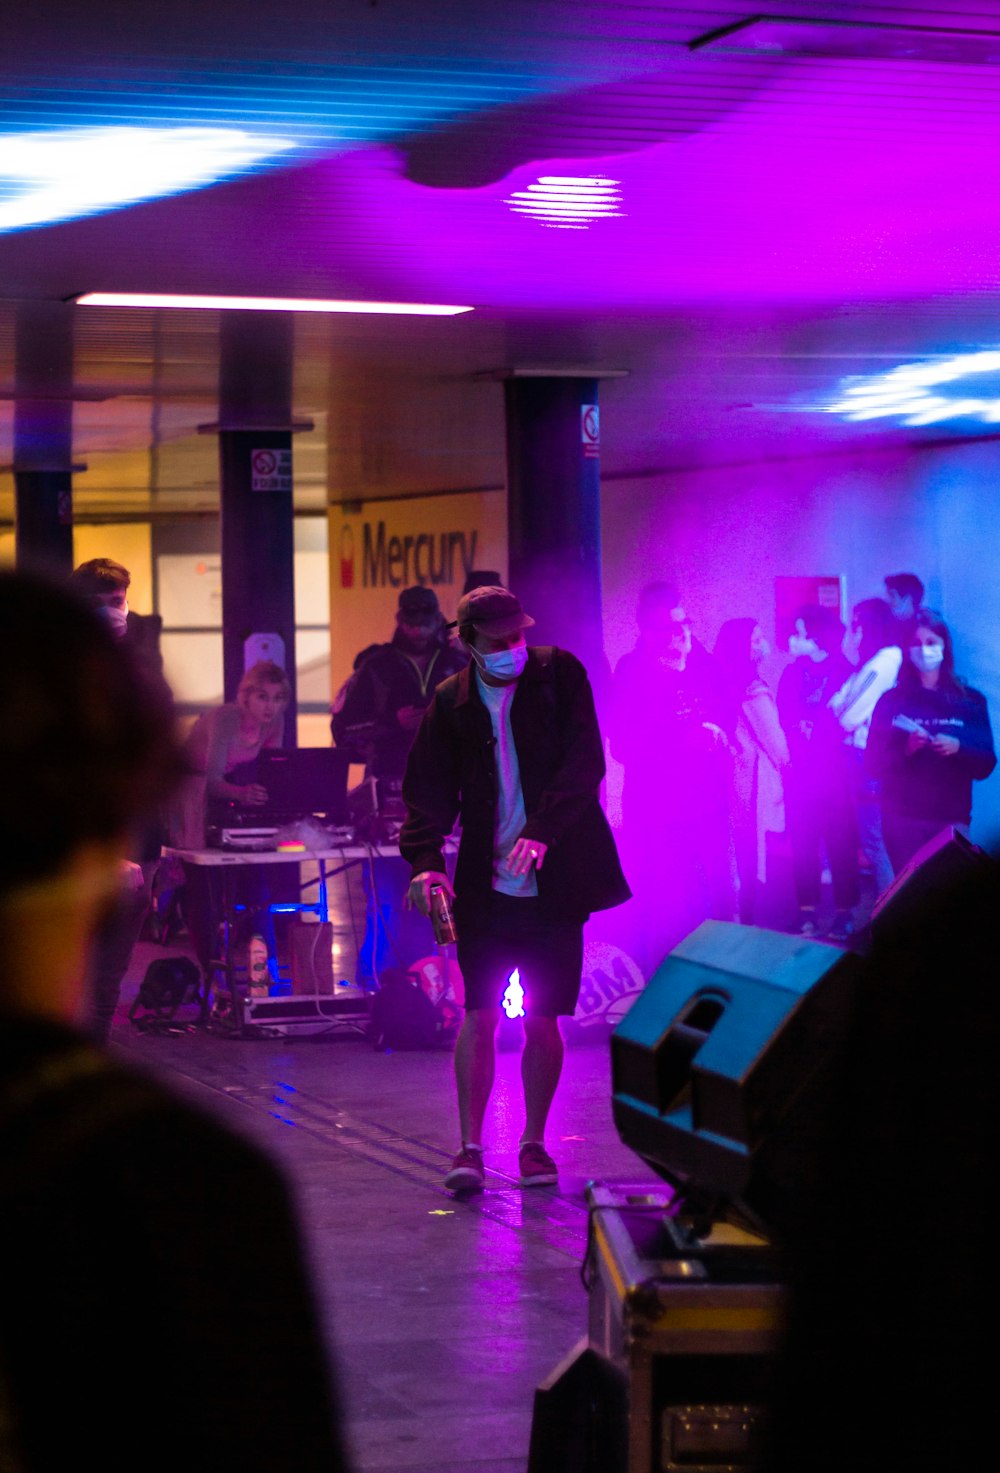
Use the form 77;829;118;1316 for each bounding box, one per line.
311;59;1000;310
502;968;525;1019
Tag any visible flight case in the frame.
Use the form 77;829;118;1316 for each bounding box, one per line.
583;1181;784;1473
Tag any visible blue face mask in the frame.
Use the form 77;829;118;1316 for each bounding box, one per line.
472;643;528;681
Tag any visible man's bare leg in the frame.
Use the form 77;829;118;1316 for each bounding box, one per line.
455;1007;500;1144
521;1014;564;1146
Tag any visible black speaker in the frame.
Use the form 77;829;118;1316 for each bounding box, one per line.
611;921;860;1234
870;824;992;943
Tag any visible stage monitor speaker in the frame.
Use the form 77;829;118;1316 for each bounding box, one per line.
611;921;860;1234
870;824;992;943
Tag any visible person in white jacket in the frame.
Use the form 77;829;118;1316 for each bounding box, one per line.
714;618;790;923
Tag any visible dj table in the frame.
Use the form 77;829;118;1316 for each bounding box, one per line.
162;842;407;1036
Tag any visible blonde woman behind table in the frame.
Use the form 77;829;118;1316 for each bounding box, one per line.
174;661;290;979
174;661;289;849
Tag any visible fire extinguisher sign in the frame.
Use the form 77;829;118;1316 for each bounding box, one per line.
581;404;600;459
250;447;292;492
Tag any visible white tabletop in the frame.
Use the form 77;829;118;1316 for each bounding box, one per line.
162;843;406;867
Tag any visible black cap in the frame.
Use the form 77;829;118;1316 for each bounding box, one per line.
455;585;534;638
398;586;440;619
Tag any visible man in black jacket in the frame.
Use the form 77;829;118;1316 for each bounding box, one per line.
400;585;629;1192
334;584;468;984
334;584;468;780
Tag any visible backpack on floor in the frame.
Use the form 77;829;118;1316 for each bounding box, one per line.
368;968;442;1051
129;956;202;1023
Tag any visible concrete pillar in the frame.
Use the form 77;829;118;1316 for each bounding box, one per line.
503;374;608;697
13;302;78;574
205;311;310;738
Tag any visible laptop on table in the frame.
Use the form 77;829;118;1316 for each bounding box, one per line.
206;748;351;849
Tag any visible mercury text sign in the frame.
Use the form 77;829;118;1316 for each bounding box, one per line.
342;519;480;590
328;491;506;698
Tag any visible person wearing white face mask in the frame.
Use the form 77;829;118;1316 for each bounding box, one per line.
777;606;857;937
400;585;629;1194
867;610;996;872
827;597;902;935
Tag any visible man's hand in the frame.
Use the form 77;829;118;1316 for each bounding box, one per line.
240;783;269;806
505;838;548;877
906;730;929;755
930;734;960;756
701;722;730;749
407;870;454;915
120;860;145;891
396;705;424;733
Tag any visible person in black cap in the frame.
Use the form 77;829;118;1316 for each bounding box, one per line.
462;569;503;595
400;585;630;1193
333;585;467;984
334;585;467;781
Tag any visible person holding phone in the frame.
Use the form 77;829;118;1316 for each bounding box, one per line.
867;610;995;872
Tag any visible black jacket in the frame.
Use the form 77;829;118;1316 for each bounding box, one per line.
400;646;630;924
866;680;996;823
0;1016;349;1473
333;634;468;778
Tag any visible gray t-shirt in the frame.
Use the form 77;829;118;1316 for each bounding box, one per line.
476;672;538;898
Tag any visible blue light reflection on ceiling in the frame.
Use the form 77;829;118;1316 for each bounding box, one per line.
0;126;297;233
0;57;562;155
825;351;1000;428
0;56;575;234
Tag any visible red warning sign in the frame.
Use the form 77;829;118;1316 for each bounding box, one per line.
250;447;292;492
581;403;600;459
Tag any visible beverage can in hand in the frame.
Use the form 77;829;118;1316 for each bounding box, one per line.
430;884;457;945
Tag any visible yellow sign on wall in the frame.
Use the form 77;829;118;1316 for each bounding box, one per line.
327;491;506;696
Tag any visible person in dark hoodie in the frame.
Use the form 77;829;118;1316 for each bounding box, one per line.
333;585;467;985
867;608;995;872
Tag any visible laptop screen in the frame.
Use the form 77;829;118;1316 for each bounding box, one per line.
253;747;351;825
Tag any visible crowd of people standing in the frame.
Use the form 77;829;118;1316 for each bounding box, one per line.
610;572;996;974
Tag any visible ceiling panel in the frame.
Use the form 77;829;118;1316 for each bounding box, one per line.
5;1;1000;525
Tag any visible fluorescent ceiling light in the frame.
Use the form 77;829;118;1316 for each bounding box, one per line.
0;126;296;233
505;175;623;230
75;293;474;316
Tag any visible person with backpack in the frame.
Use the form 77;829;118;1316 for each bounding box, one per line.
400;585;630;1193
332;586;467;986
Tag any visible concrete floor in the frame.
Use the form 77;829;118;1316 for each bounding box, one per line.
114;938;658;1473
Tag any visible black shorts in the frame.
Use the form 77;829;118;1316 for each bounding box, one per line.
456;893;584;1017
